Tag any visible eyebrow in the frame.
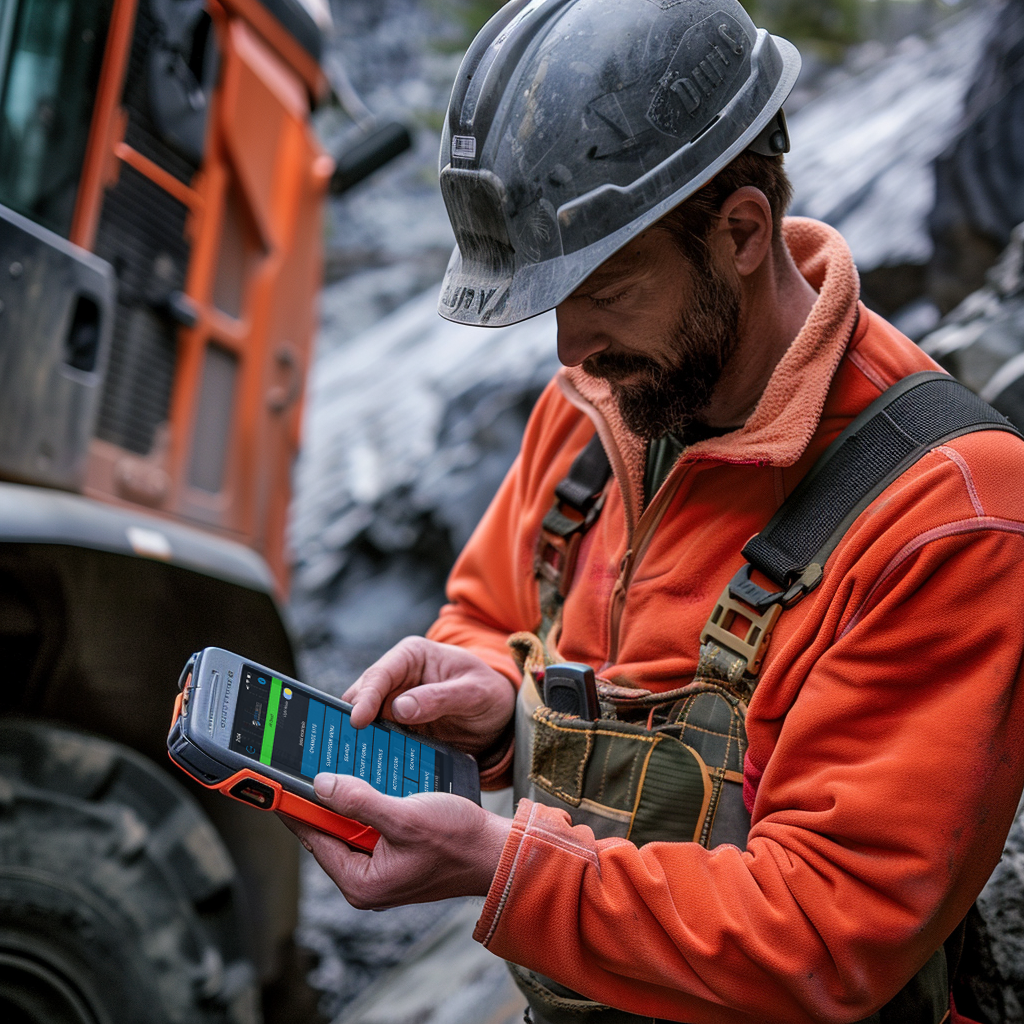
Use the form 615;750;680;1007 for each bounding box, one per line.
575;250;654;295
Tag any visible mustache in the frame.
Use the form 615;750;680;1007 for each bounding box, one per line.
582;350;664;383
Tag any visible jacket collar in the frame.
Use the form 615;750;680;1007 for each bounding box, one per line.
559;217;862;521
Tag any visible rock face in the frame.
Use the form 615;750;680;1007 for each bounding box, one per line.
969;811;1024;1022
930;0;1024;311
786;4;994;276
784;1;996;319
921;222;1024;408
312;0;462;355
785;0;1024;323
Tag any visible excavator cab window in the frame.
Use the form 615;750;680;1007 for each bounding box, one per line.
0;0;112;238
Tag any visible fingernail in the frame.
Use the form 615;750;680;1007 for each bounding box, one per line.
314;773;337;798
300;838;313;853
393;694;418;721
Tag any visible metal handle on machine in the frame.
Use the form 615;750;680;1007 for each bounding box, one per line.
330;121;413;194
323;54;412;194
267;345;301;413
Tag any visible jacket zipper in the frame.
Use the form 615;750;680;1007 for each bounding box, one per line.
606;463;691;665
554;372;697;668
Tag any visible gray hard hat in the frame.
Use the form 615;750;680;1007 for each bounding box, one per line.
437;0;800;327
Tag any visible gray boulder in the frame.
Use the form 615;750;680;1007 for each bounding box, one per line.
930;0;1024;311
785;1;997;320
921;222;1024;416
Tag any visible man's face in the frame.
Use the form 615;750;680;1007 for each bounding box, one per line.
555;226;740;440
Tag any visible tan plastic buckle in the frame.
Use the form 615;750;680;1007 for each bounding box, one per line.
700;562;822;676
534;526;584;597
700;590;782;677
534;494;606;598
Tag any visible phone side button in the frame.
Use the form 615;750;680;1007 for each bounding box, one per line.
229;779;276;809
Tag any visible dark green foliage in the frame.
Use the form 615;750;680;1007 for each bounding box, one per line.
429;0;505;49
744;0;864;46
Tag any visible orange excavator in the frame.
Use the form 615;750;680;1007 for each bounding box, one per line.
0;1;408;1020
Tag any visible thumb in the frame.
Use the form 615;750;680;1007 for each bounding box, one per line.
313;773;396;832
390;680;482;724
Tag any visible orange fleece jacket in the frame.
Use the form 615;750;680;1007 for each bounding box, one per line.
426;218;1024;1023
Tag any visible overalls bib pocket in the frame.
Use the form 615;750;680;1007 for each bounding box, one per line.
511;634;751;849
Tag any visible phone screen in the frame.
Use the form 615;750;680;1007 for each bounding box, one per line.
227;664;454;794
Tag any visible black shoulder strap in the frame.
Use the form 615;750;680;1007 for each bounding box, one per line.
743;371;1021;591
534;433;611;641
704;371;1022;681
553;433;612;513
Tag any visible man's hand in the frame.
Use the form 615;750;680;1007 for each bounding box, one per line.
342;636;516;756
282;774;512;908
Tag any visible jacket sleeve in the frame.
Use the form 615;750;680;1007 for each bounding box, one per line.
473;524;1024;1023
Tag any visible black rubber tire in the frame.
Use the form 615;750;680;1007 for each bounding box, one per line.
0;719;262;1024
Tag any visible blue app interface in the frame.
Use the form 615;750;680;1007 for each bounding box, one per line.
229;665;454;794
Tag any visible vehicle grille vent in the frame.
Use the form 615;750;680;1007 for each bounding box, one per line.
93;165;190;455
120;0;202;185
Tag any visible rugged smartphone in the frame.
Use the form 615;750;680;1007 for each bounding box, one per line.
168;647;481;852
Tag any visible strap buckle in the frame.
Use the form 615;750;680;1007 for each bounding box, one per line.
534;495;606;598
700;563;822;676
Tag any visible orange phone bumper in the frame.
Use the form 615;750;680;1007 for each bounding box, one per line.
168;684;380;853
177;760;381;853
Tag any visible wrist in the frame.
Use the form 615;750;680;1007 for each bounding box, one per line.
475;715;515;771
464;807;513;896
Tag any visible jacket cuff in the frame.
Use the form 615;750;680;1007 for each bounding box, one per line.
477;728;515;790
469;650;519;789
474;798;536;946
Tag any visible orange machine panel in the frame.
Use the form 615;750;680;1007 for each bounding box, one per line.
80;1;333;595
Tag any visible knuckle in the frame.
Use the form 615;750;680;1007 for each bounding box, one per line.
396;635;426;660
464;678;498;712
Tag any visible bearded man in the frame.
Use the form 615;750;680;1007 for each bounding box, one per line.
283;3;1024;1022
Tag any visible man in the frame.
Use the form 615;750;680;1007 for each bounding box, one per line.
285;2;1024;1021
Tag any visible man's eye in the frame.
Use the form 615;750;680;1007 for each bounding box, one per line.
590;287;631;308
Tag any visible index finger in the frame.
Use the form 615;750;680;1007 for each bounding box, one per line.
345;640;427;728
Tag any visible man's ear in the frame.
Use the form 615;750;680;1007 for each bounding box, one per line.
716;186;773;277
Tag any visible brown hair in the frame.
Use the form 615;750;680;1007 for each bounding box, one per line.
659;151;793;268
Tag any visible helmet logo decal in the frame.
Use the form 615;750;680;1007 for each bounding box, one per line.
647;13;749;138
718;23;745;56
589;91;637;140
439;283;508;320
452;135;477;161
584;88;656;159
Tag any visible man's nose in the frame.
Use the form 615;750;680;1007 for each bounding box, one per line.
555;302;610;366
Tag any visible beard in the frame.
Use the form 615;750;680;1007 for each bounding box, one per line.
582;264;741;441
